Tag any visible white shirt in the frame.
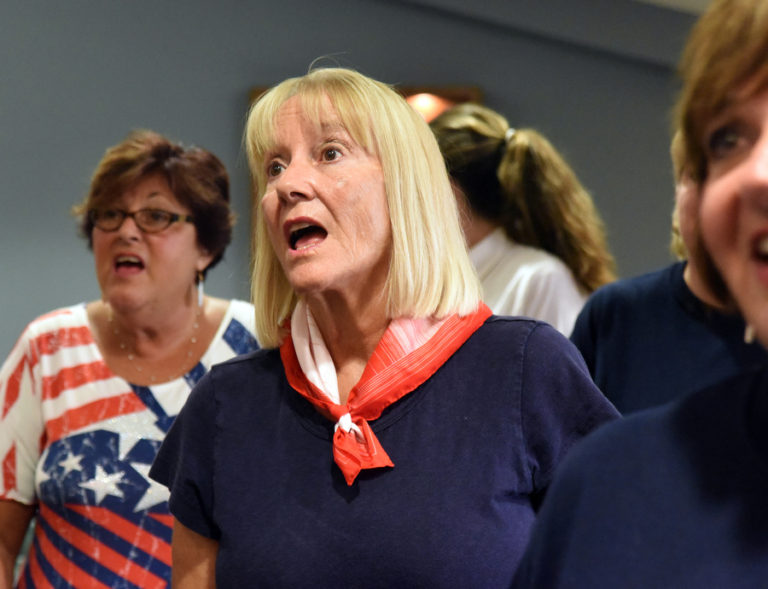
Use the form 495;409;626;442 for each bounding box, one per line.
469;228;587;335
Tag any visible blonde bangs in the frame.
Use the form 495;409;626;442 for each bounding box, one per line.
246;67;481;347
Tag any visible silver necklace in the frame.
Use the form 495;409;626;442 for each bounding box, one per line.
108;309;201;384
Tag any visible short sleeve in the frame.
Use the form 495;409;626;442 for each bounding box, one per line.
0;326;45;504
149;370;220;539
510;439;597;588
520;323;618;492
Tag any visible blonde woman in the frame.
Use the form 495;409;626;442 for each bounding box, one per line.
150;68;617;588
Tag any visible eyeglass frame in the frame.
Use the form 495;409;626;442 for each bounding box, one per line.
88;208;195;234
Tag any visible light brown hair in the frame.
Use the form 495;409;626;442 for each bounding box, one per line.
672;0;768;304
431;103;616;293
674;0;768;184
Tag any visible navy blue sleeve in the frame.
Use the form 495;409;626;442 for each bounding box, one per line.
511;435;598;588
512;410;666;589
149;370;220;539
520;322;619;492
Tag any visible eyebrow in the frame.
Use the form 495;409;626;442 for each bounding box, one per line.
318;120;346;132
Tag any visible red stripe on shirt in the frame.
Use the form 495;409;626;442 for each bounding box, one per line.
149;512;174;528
36;308;75;322
68;504;172;567
45;393;146;444
40;504;166;589
35;326;94;356
41;361;114;400
25;543;55;589
35;520;112;589
2;355;26;418
2;445;16;495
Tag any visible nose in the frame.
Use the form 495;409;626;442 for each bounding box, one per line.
274;159;315;203
115;213;142;240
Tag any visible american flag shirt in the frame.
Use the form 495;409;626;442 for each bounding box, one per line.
0;300;258;588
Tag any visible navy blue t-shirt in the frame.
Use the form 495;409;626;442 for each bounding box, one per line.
151;316;618;588
571;261;766;413
512;366;768;588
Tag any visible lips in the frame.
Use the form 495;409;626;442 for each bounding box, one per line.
285;219;327;251
114;254;145;272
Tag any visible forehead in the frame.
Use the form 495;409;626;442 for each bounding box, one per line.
259;89;375;157
705;74;768;129
115;174;179;206
272;96;348;141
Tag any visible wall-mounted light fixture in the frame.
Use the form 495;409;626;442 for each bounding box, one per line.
398;86;483;121
249;85;482;123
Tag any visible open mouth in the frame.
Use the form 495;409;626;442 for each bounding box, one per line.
288;222;327;251
114;254;145;271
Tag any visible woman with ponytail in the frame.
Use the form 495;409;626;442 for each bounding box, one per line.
431;104;616;335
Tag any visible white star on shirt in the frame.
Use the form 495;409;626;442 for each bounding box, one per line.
114;414;166;459
79;465;125;504
37;468;51;487
131;463;169;512
58;452;84;475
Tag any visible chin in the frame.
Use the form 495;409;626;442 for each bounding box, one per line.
104;291;146;312
285;269;336;295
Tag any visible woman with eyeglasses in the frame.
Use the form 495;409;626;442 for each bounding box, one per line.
0;130;258;588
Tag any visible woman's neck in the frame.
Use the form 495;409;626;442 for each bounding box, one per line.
305;292;390;404
109;298;203;356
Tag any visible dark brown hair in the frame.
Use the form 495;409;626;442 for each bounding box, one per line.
74;129;234;274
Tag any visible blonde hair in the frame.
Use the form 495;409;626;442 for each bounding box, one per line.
674;0;768;184
669;131;687;260
431;103;616;293
245;68;481;347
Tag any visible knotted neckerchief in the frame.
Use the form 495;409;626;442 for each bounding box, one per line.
280;301;492;485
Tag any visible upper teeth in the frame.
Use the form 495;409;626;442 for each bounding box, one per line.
757;237;768;256
116;255;140;263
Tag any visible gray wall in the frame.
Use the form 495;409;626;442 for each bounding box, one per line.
0;0;696;357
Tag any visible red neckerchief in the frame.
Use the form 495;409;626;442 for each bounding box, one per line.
280;303;492;485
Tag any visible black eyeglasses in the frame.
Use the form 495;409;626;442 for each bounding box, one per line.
89;208;195;233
